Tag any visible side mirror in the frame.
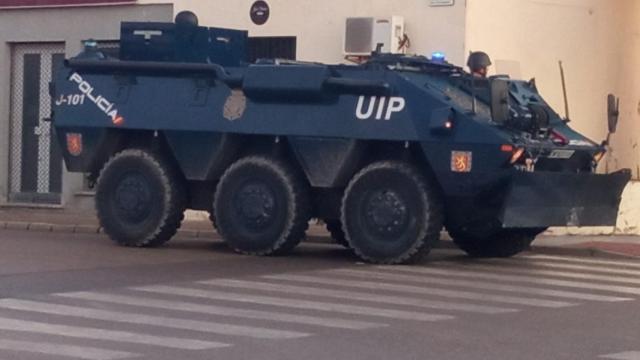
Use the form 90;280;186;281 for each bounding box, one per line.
490;78;510;124
607;94;620;134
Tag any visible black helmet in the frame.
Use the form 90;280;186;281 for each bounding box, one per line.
175;11;199;27
467;51;492;71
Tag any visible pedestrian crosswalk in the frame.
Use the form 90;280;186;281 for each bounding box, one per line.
133;284;452;321
262;272;575;308
0;298;307;339
201;277;517;314
0;339;136;360
0;316;229;350
600;351;640;360
0;252;639;359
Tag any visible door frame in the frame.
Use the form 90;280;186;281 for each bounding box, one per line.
7;42;65;204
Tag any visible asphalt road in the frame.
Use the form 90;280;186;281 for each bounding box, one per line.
0;229;639;360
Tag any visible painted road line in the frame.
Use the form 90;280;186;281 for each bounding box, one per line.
319;269;631;302
0;316;229;350
0;339;137;360
437;263;640;286
487;258;640;278
525;255;640;269
133;285;453;322
56;291;384;330
263;273;572;308
383;265;640;296
0;298;308;340
200;278;517;314
600;351;640;360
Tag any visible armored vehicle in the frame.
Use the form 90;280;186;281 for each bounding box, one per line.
50;12;630;264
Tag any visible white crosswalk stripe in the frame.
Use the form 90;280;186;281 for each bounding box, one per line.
199;278;517;314
525;255;640;269
436;262;640;287
0;316;230;350
0;339;137;360
487;258;640;277
382;265;640;296
0;298;308;339
133;284;454;321
56;291;384;330
320;269;631;302
600;351;640;360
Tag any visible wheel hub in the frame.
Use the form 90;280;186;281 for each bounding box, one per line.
364;190;408;236
235;182;276;229
114;173;152;223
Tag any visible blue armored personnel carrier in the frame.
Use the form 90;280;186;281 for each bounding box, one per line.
50;12;630;264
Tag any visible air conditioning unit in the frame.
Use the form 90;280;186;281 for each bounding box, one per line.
344;16;405;56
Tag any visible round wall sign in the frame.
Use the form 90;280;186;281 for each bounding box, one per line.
250;1;270;25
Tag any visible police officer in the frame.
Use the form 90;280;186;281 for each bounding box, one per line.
467;51;492;78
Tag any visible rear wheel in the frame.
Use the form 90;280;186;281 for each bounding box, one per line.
341;161;443;264
449;229;540;258
96;149;186;247
213;156;311;256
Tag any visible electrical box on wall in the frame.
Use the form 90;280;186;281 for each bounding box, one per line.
344;16;405;56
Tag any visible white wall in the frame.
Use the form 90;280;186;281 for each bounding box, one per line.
466;0;637;175
141;0;467;65
0;3;172;206
606;0;640;177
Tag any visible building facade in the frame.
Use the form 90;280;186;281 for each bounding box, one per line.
0;0;638;217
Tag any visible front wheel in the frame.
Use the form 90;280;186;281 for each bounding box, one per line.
341;161;443;264
95;149;186;247
449;229;540;258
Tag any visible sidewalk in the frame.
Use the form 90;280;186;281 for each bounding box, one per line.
0;207;214;237
2;207;640;258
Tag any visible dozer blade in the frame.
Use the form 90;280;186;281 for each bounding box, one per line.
500;169;631;228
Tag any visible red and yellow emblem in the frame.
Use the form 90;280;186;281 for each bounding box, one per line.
451;151;472;173
66;133;83;157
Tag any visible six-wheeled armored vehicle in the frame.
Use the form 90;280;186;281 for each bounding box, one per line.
50;12;630;264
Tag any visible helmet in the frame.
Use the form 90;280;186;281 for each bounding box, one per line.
175;11;199;27
467;51;492;71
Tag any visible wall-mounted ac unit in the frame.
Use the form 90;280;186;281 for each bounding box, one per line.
344;16;405;56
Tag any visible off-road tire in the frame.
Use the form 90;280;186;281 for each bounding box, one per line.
213;156;311;256
449;229;538;258
325;219;349;248
96;149;186;247
341;161;444;264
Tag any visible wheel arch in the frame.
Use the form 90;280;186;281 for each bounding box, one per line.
287;138;444;194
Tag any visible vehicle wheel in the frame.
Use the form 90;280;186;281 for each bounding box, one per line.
325;219;349;248
449;229;540;258
341;161;443;264
213;156;311;256
96;149;186;247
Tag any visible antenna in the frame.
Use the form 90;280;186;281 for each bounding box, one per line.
559;61;570;122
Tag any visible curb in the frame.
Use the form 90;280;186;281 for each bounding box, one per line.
0;220;218;238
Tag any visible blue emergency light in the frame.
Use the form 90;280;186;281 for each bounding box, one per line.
431;51;446;63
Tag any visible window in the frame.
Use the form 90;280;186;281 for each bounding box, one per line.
247;37;296;63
